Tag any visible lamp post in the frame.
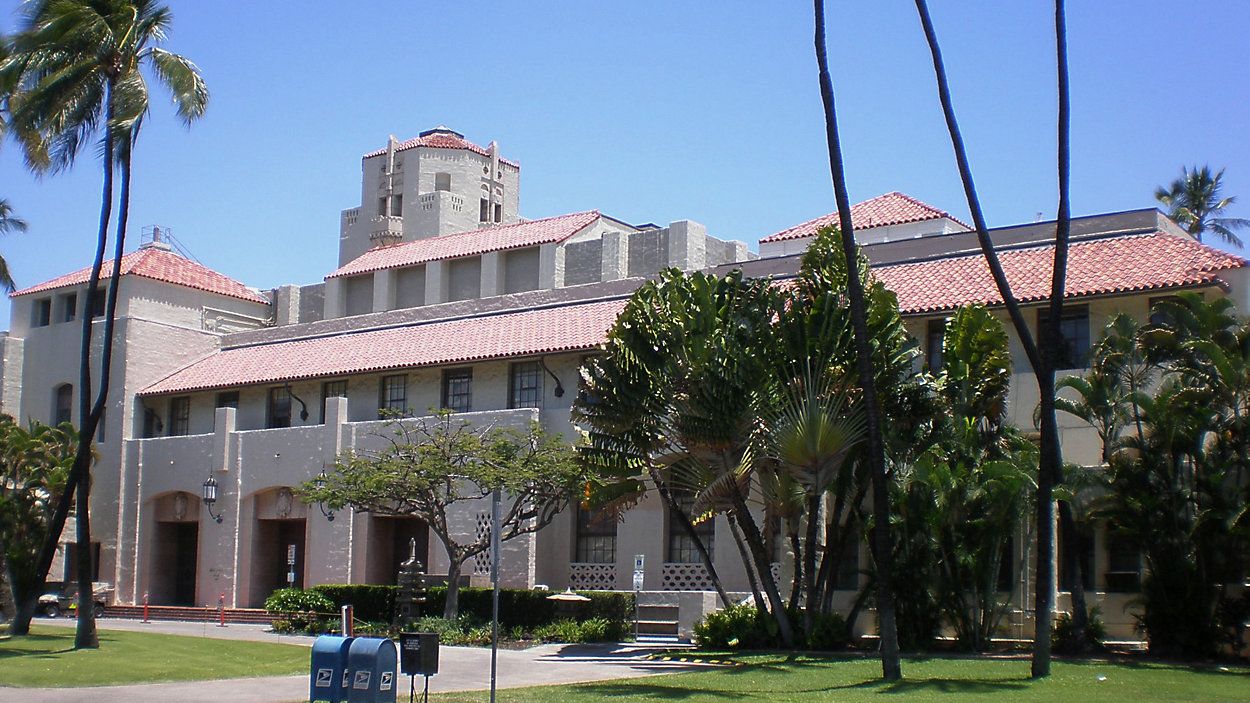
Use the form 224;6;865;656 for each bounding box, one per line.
313;469;335;521
202;476;224;523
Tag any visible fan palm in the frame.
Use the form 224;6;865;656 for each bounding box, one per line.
0;0;207;645
1155;166;1249;248
0;199;27;292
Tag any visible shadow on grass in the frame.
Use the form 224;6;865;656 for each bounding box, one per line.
0;629;123;660
573;681;753;700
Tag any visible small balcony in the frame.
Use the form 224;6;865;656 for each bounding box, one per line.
370;215;403;245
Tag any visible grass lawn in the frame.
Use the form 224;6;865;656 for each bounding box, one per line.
433;652;1250;703
0;624;309;687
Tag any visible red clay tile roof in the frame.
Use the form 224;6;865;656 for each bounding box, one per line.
11;247;270;305
362;128;519;167
328;211;601;279
760;192;968;244
878;232;1246;315
141;298;628;395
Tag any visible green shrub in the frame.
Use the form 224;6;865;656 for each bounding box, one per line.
424;587;634;632
693;604;777;649
311;584;397;623
533;618;613;643
264;587;336;615
804;611;849;651
1052;607;1107;653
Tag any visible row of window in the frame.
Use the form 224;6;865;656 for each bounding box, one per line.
150;361;548;437
31;289;107;328
927;305;1094;371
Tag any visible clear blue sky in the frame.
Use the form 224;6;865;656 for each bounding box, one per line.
2;1;1247;330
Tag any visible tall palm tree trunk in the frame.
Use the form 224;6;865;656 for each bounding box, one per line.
813;0;901;680
912;0;1072;677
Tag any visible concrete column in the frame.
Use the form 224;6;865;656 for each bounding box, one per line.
197;406;239;606
0;334;25;419
274;285;301;326
600;231;629;281
425;260;447;305
539;243;565;289
372;268;395;313
667;220;707;271
480;251;502;297
323;277;344;319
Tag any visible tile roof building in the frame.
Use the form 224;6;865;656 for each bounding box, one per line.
3;127;1245;641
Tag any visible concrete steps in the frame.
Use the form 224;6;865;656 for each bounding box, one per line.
103;604;273;624
635;601;680;638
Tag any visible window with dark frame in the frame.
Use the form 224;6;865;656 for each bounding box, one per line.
91;288;106;318
493;203;502;223
1038;304;1090;370
267;386;292;428
479;198;490;223
53;384;72;426
925;318;947;371
441;368;472;412
378;375;407;417
1059;518;1096;592
508;361;543;409
1148;295;1184;328
321;380;348;423
61;292;77;323
574;505;617;564
667;491;713;564
34;298;51;327
833;537;860;591
1106;533;1142;593
215;391;239;409
168;396;191;436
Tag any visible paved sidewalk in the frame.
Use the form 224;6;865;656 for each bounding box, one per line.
2;619;713;703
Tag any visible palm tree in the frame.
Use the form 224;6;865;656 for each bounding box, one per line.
0;199;27;292
1155;166;1249;248
0;0;207;645
813;0;902;680
912;0;1073;677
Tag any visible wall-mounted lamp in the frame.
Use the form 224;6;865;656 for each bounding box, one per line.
313;469;335;521
538;357;565;398
284;382;310;422
202;475;224;523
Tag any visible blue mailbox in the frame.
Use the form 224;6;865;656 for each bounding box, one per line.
310;635;354;703
347;636;398;703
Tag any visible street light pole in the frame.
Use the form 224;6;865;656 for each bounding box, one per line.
489;486;501;703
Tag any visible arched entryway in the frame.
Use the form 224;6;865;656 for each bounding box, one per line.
149;491;200;606
247;487;308;606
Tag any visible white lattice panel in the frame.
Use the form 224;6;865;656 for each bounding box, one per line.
569;563;617;590
661;562;715;591
770;561;782;588
473;512;491;575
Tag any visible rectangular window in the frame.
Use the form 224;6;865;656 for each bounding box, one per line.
378;196;388;216
1148;295;1183;327
508;361;543;409
435;172;452;191
1106;533;1142;593
53;385;72;426
215;391;239;409
996;541;1015;593
34;298;51;327
441;368;472;413
267;386;292;428
479;198;490;223
379;375;407;417
925;318;946;371
834;538;861;591
390;194;403;216
1038;304;1090;370
143;406;162;438
168;396;191;436
91;288;106;318
61;293;77;323
493;203;502;223
321;380;348;423
1059;519;1096;592
574;506;617;564
667;492;713;564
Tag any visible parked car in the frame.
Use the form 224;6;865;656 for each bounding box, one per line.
37;582;111;618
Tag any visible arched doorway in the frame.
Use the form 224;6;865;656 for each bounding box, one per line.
248;487;308;606
149;491;200;606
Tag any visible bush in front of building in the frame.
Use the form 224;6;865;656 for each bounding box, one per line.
310;584;397;623
693;604;777;649
425;586;634;634
264;587;337;633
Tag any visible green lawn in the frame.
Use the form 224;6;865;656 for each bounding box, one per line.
0;625;309;687
433;652;1250;703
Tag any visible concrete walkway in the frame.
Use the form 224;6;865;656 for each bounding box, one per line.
2;618;713;703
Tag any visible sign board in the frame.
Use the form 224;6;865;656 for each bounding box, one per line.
400;632;440;676
314;668;332;688
633;569;645;591
287;544;297;566
634;554;645;571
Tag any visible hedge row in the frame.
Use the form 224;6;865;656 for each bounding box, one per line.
306;584;634;630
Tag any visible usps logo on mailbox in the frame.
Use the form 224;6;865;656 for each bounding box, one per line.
341;670;350;689
353;670;371;690
314;668;333;688
380;671;394;691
